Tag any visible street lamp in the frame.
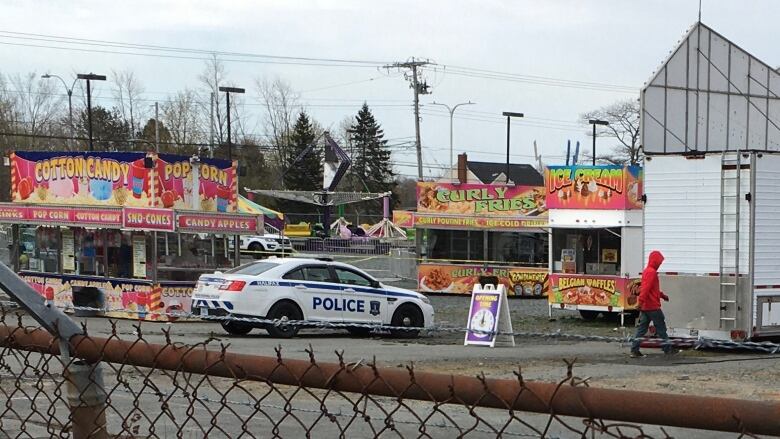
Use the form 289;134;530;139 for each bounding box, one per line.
41;74;78;148
218;86;245;161
502;111;524;184
76;73;107;151
588;119;610;166
432;101;475;182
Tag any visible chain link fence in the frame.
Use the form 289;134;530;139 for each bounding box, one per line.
0;306;777;438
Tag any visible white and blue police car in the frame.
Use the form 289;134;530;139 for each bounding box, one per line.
191;257;435;338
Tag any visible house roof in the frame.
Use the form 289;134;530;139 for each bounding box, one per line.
466;161;543;186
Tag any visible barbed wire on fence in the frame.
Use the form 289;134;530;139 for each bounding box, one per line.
2;300;778;355
0;310;771;438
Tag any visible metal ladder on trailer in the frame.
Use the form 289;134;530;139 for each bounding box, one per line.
719;152;741;328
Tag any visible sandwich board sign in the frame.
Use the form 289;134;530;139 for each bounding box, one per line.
464;284;515;347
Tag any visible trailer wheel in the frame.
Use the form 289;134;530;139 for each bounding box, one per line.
579;310;600;321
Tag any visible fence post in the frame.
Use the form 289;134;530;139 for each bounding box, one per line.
65;360;108;439
0;262;107;437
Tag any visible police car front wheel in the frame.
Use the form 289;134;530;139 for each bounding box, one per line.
266;301;303;338
390;304;424;338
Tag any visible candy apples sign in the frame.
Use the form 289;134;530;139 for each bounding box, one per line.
544;165;643;210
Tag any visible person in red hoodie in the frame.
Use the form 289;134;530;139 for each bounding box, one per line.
631;250;678;357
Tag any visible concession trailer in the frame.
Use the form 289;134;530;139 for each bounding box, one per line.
3;151;263;321
641;22;780;340
545;165;644;325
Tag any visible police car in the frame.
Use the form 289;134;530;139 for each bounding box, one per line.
191;257;435;338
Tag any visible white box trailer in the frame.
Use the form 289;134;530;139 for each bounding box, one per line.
641;22;780;340
644;153;780;340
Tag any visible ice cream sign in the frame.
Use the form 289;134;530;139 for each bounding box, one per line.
544;165;643;210
123;208;175;231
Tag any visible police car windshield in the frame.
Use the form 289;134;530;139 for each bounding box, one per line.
225;261;277;276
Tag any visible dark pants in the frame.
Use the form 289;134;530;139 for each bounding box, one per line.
631;310;672;353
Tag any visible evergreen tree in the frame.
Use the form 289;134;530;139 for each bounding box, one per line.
284;111;322;191
75;106;131;151
349;103;394;193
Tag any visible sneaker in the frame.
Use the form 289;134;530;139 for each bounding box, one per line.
630;351;646;358
665;349;682;355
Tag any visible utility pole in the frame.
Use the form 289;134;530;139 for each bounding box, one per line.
76;73;106;151
385;58;431;180
154;102;160;153
219;86;245;162
209;92;215;158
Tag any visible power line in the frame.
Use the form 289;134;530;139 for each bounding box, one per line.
0;29;644;95
0;31;389;66
433;64;637;92
422;105;586;128
0;87;412;109
419;110;586;132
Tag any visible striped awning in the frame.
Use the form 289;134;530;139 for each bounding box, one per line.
237;195;284;220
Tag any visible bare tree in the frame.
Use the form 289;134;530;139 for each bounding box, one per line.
112;69;146;137
581;99;641;165
10;72;65;146
198;54;227;147
256;77;300;165
0;73;17;132
162;88;204;147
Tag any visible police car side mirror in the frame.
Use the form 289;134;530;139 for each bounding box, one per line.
370;280;381;289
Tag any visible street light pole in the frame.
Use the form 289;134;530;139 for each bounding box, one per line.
588;119;610;166
432;101;475;181
218;86;245;161
154;102;160;153
502;111;524;184
76;73;106;151
41;74;78;148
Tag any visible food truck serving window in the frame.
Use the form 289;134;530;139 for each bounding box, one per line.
425;229;547;266
487;231;547;266
156;232;234;282
19;226;59;273
552;228;621;275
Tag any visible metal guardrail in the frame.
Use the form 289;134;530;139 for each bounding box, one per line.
290;237;414;256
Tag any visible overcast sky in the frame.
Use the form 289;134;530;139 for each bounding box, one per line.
2;0;778;179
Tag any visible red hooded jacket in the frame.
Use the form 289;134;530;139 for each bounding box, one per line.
639;250;669;311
